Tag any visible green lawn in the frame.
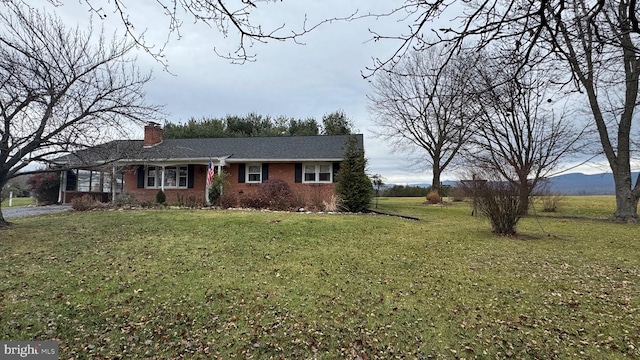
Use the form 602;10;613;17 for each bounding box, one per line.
0;197;638;359
1;197;35;208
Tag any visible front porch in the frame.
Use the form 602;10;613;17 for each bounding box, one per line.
58;160;226;204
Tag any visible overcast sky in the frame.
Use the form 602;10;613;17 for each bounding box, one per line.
44;0;615;184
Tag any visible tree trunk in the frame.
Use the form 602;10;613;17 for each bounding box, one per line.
518;186;530;215
514;174;531;215
611;169;639;222
432;168;441;194
0;203;10;229
0;176;11;229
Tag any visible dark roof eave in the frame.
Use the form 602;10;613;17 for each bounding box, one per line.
114;157;344;164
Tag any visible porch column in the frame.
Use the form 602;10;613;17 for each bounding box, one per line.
111;165;117;203
161;166;166;191
205;170;209;204
218;159;226;197
58;170;65;203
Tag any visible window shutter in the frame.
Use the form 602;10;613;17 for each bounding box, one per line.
332;162;341;183
137;165;145;188
262;163;269;182
238;164;246;183
294;163;302;183
188;165;195;188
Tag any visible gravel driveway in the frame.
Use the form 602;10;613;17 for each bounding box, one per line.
2;204;72;220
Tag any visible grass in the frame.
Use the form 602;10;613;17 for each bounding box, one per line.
531;195;618;219
1;197;35;208
0;197;638;359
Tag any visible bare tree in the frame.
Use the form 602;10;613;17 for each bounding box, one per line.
549;0;640;221
0;3;161;227
40;0;357;67
368;49;475;193
368;0;640;221
466;52;584;214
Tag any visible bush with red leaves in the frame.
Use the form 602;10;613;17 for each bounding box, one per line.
26;172;60;205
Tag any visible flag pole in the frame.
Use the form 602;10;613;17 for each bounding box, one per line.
206;158;215;204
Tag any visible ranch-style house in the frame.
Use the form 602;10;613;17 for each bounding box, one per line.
54;122;364;206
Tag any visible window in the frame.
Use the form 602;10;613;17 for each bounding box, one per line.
146;166;189;188
66;169;122;193
147;167;157;187
247;164;262;183
76;170;103;192
178;168;188;187
303;163;332;183
102;173;112;192
77;170;92;191
164;168;177;187
319;164;331;182
91;171;101;191
304;165;316;182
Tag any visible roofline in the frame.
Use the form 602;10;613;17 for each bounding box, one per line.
115;157;343;164
53;156;345;168
116;156;230;164
226;158;343;163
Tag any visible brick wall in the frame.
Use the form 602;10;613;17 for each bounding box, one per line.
121;165;208;203
81;163;337;207
226;163;336;208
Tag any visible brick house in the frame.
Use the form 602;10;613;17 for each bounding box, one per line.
54;122;364;206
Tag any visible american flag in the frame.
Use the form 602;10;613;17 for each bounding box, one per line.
206;160;215;187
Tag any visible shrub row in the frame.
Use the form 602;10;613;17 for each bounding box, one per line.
234;178;297;211
71;195;110;211
71;180;341;212
219;179;339;212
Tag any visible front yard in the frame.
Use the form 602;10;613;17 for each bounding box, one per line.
0;197;638;358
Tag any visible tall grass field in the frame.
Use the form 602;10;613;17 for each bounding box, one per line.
0;196;638;359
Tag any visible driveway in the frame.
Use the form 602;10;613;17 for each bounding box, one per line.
2;204;72;220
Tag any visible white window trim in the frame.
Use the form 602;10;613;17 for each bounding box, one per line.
246;163;262;184
302;163;332;184
146;166;189;189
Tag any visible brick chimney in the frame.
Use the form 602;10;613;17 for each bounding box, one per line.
144;122;163;147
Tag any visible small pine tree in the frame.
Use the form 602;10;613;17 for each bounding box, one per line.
336;136;372;212
207;173;228;206
155;189;166;204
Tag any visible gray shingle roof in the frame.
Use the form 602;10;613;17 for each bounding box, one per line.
54;135;363;166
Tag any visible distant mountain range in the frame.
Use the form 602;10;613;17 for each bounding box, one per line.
542;172;635;195
407;172;639;195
